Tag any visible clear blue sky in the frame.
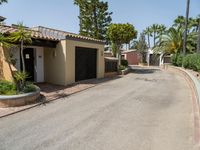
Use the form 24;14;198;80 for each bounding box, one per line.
0;0;199;34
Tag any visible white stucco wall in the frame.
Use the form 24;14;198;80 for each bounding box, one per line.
11;46;44;83
35;47;44;82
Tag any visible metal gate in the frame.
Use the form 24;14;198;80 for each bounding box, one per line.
75;47;97;82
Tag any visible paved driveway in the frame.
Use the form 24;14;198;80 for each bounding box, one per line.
0;68;195;150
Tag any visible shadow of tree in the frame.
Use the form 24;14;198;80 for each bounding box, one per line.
130;68;160;74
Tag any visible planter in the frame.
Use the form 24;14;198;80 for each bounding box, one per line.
119;68;130;75
0;86;40;108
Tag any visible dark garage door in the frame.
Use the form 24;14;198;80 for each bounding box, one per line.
75;47;97;82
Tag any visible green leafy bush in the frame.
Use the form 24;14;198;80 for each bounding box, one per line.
0;80;17;95
119;65;126;71
176;54;184;67
183;54;200;71
171;53;184;67
23;84;37;93
14;71;29;92
171;54;178;66
0;80;37;95
121;59;128;67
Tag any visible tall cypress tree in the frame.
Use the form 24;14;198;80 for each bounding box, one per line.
74;0;112;40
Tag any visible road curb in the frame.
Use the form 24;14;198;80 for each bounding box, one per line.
0;85;97;119
167;66;200;148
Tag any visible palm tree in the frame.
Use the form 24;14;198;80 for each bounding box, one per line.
183;0;190;56
173;16;186;28
156;27;184;54
150;24;159;47
158;24;166;35
9;23;32;72
144;27;152;48
188;15;200;32
154;27;196;55
0;33;10;48
157;24;166;44
0;0;7;5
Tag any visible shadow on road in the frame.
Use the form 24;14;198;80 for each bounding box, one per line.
36;76;123;104
129;67;160;74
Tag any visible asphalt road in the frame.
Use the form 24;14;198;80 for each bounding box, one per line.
0;68;195;150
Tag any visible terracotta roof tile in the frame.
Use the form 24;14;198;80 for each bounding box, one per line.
0;25;104;43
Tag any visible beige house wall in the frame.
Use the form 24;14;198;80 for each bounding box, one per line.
44;40;67;85
65;39;105;85
1;39;105;86
44;39;105;86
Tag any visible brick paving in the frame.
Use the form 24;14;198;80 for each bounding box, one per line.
0;77;121;118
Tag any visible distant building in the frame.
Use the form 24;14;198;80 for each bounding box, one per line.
121;49;141;65
104;49;141;65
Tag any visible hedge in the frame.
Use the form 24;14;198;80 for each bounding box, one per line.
171;53;184;67
183;54;200;71
171;53;200;72
121;59;128;67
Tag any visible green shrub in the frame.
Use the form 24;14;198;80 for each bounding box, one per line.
121;59;128;67
183;54;200;71
176;54;184;67
0;80;37;95
14;71;29;92
0;80;17;95
119;65;126;71
171;54;178;66
171;53;184;67
23;84;37;93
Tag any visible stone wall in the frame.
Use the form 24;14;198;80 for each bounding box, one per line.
0;47;4;79
0;47;13;81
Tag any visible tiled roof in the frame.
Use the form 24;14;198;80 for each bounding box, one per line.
0;25;104;43
0;25;58;41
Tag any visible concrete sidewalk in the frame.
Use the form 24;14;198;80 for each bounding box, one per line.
0;77;121;118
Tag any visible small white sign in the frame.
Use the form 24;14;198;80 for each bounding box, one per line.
25;54;30;59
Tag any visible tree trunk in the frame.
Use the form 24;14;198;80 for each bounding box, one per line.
20;40;25;72
148;34;150;48
117;45;121;67
153;32;156;47
197;20;200;53
183;0;190;56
